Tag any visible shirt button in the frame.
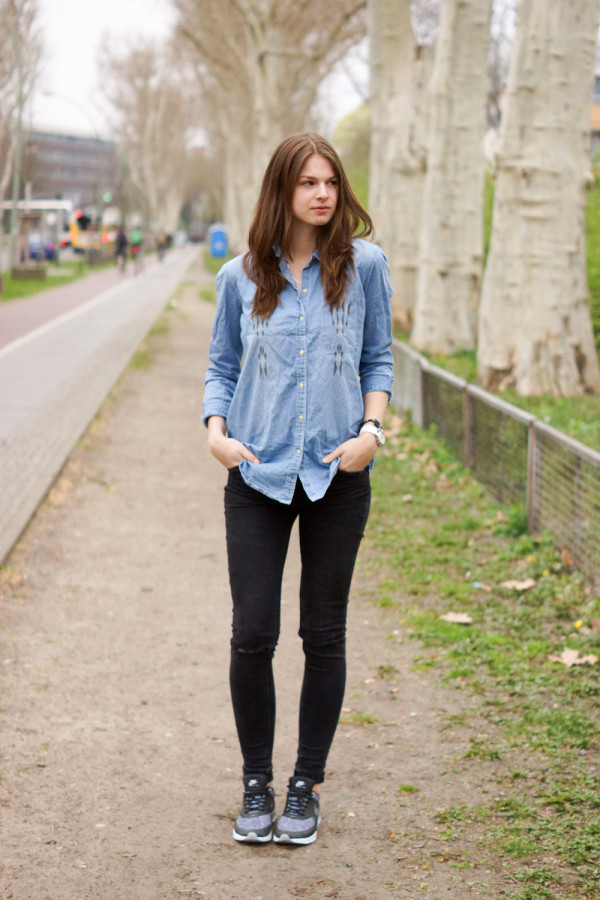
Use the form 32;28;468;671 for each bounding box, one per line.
299;414;303;420
299;382;304;388
299;349;304;355
296;449;301;455
303;288;307;293
299;316;304;322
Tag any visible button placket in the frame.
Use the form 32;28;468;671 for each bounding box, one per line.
295;296;307;465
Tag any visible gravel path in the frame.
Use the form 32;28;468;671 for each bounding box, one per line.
0;257;509;899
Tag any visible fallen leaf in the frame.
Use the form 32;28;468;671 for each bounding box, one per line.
471;581;492;592
440;612;473;625
561;547;574;568
548;648;598;668
500;578;536;591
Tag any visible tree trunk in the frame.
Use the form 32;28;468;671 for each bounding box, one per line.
477;0;600;396
368;0;431;331
411;0;493;354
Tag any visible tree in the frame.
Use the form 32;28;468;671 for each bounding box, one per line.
0;0;41;201
174;0;367;251
368;0;435;330
99;39;198;234
411;0;494;354
477;0;600;396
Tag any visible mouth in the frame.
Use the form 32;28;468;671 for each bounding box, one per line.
313;207;330;214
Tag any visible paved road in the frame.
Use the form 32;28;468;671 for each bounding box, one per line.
0;263;130;350
0;246;200;564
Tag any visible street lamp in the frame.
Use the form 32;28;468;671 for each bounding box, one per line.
0;8;25;271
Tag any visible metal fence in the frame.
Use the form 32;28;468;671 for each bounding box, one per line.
391;339;600;595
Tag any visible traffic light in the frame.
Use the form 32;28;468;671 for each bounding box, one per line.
75;209;92;231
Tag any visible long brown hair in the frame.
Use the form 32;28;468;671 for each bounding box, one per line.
243;133;373;318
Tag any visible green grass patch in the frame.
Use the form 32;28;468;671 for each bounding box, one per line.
0;260;90;301
203;248;234;275
366;418;600;896
199;286;216;303
128;313;171;370
339;710;378;725
397;783;420;794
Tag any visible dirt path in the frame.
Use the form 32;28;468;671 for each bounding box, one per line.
0;257;509;899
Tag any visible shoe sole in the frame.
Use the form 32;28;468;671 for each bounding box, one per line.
233;828;273;843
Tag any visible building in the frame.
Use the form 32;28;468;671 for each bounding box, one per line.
22;129;119;210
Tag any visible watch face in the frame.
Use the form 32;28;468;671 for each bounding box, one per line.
377;429;385;446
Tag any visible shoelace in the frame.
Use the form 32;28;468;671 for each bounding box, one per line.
243;790;268;814
284;789;310;818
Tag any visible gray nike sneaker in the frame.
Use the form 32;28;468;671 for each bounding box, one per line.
233;774;276;843
273;776;321;845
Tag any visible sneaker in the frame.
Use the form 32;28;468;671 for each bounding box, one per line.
273;776;321;845
233;774;276;843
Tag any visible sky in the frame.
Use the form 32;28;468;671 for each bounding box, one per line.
30;0;365;139
31;0;176;136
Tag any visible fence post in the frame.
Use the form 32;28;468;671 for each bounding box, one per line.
527;422;537;533
464;387;474;470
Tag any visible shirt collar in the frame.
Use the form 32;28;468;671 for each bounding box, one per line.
274;244;321;265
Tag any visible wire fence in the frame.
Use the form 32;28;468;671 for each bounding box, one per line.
391;339;600;595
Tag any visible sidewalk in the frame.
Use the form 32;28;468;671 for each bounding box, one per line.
0;262;507;899
0;264;129;350
0;246;199;564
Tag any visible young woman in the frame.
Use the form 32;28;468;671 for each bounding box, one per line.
203;132;393;845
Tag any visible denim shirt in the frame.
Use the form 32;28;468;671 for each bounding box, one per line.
203;238;394;504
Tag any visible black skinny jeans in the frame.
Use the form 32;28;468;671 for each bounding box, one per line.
224;466;371;784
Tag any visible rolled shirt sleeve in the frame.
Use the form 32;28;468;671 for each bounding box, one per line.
357;243;394;399
202;264;244;425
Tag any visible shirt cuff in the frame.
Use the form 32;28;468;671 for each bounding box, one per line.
360;376;394;400
202;400;231;428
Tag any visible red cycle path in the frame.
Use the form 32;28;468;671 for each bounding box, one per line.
0;265;135;349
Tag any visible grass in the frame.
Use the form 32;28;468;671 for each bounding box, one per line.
203;247;234;275
366;414;600;897
128;312;172;370
0;259;91;301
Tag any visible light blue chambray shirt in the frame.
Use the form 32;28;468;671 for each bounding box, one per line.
202;238;394;504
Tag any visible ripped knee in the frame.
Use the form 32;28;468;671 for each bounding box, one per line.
231;639;277;659
301;634;346;659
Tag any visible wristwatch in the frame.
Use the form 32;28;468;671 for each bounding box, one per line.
359;418;385;447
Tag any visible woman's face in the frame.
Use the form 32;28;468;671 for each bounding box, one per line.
290;153;339;231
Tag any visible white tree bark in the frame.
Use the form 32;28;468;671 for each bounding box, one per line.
477;0;600;396
368;0;432;330
411;0;493;354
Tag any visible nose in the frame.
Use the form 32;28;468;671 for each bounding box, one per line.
316;181;330;199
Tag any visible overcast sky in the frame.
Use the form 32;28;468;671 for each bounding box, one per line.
30;0;365;138
31;0;176;135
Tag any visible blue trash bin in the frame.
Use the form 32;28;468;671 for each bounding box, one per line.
209;224;228;258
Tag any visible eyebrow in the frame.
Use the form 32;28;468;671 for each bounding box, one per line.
298;172;337;180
